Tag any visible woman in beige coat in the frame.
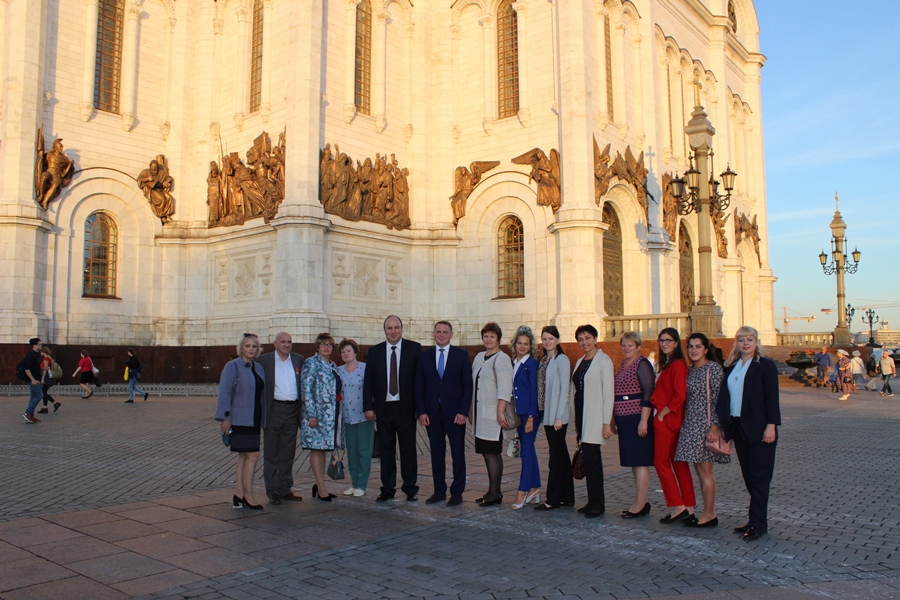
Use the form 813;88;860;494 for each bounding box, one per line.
470;322;514;506
570;324;615;518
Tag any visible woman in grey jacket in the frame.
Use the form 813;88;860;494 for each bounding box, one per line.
535;326;574;511
216;333;267;510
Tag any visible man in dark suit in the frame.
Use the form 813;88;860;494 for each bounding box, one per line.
415;321;473;506
363;315;422;502
258;332;305;504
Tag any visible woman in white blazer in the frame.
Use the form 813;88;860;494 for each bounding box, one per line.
470;322;514;506
570;324;615;518
535;326;574;511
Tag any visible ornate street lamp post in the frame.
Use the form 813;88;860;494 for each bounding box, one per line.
818;193;860;346
864;309;881;348
669;83;736;338
846;304;856;329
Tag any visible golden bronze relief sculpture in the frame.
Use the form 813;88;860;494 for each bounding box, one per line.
734;209;761;265
512;148;561;213
661;172;678;241
34;127;75;210
450;160;500;224
137;154;175;224
319;144;411;230
592;136;650;223
209;130;285;227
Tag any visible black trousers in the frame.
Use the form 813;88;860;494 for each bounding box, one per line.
731;417;777;531
263;400;299;497
544;424;575;506
580;442;605;511
377;402;419;497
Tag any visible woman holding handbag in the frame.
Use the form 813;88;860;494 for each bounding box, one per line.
510;325;541;510
651;327;695;523
534;326;574;511
675;333;729;528
715;326;781;542
470;322;513;507
301;333;342;502
72;350;98;398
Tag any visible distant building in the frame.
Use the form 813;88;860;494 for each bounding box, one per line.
876;329;900;347
0;0;775;347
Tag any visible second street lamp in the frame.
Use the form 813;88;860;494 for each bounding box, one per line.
818;193;861;345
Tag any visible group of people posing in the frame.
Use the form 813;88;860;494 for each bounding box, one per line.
215;318;780;542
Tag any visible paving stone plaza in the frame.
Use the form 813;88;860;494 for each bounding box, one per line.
1;384;899;599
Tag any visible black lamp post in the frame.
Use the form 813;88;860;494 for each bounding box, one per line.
864;309;881;347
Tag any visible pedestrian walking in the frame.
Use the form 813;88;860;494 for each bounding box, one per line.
125;349;149;403
836;349;852;400
37;347;62;414
19;337;44;424
813;347;832;388
878;352;895;397
72;350;99;398
850;350;866;391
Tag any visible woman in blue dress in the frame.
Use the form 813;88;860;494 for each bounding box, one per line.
301;332;341;502
337;339;373;496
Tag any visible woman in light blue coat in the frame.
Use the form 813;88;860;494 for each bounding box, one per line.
301;332;341;501
535;325;574;511
216;333;267;510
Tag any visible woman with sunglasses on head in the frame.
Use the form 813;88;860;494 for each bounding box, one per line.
534;326;574;511
301;332;342;502
675;333;728;528
715;326;781;541
651;327;695;523
216;333;267;509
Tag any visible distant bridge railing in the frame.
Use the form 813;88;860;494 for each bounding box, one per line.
776;332;835;347
1;383;218;398
604;313;691;341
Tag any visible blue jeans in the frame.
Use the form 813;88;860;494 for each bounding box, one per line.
128;377;146;401
882;374;893;395
26;382;43;416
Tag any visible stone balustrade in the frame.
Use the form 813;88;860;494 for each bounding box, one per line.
603;313;691;341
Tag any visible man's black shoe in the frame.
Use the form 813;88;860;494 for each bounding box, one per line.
406;494;418;502
376;493;395;502
269;494;281;505
425;494;446;504
447;495;463;507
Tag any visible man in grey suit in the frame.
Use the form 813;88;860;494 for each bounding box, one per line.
258;332;305;504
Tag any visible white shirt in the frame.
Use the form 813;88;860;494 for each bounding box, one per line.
728;357;753;417
385;339;402;403
435;344;451;371
273;353;299;401
513;356;525;376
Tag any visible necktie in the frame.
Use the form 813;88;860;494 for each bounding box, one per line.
389;345;398;396
438;348;445;379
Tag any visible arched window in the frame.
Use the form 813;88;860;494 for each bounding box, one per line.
603;11;614;120
249;0;265;113
94;0;124;113
355;0;372;115
497;215;524;298
497;0;519;119
83;212;118;297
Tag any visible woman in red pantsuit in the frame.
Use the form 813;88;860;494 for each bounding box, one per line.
650;327;695;523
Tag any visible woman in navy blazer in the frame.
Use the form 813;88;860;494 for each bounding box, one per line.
216;333;267;510
714;326;781;541
510;326;541;509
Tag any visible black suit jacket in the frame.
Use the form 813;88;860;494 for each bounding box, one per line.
716;356;781;442
363;338;422;417
415;345;473;420
258;351;305;428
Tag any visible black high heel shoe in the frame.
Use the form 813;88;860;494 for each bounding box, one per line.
232;495;243;509
240;497;264;510
621;502;651;519
312;484;333;502
479;494;503;507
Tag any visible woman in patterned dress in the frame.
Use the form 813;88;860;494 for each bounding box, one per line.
675;333;729;528
301;332;341;501
337;339;372;496
611;331;655;519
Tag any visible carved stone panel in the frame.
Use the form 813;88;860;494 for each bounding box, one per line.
679;222;695;312
602;205;624;317
331;250;404;304
212;251;272;304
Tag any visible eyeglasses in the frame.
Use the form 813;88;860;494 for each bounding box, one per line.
658;338;676;344
319;342;334;348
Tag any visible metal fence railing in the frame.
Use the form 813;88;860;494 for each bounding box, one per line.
2;383;219;398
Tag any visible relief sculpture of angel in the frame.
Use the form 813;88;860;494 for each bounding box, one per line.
450;160;500;224
512;148;561;213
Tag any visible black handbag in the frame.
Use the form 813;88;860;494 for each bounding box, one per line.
327;450;345;480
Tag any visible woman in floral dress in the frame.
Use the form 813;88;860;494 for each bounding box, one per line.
301;332;341;501
675;332;729;527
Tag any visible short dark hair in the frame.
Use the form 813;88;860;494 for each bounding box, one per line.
434;320;453;332
339;338;360;356
383;315;403;330
29;337;41;346
480;322;502;340
575;324;599;340
80;349;89;357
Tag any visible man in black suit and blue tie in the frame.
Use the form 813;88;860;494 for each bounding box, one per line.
363;315;422;502
415;321;473;506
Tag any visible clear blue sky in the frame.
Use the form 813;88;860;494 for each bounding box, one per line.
756;1;900;336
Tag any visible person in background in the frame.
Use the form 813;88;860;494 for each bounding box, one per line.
836;349;852;401
813;347;832;388
21;338;44;424
337;339;373;497
850;350;866;391
716;326;781;542
879;351;895;397
37;347;61;414
125;349;149;403
215;333;267;510
72;350;98;399
510;326;541;510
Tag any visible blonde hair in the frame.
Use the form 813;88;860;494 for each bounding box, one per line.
620;331;642;347
511;325;537;359
725;325;765;366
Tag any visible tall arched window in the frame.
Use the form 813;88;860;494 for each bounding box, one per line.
355;0;372;115
603;12;614;120
94;0;124;113
497;0;519;119
83;212;118;297
249;0;265;113
497;215;524;298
